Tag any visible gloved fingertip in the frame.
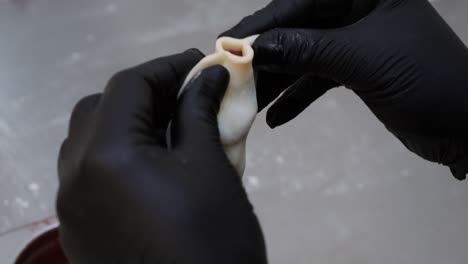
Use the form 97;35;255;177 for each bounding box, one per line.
219;29;250;39
450;167;467;181
201;65;230;87
218;30;232;38
218;17;260;39
71;94;102;118
266;98;303;129
185;65;230;104
207;64;230;76
251;31;287;69
184;48;205;59
266;107;281;129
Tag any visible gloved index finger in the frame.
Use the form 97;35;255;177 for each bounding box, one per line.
219;1;283;39
220;0;377;39
92;50;204;149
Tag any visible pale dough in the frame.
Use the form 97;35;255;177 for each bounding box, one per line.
179;35;259;176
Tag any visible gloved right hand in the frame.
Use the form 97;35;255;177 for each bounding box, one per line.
221;0;468;180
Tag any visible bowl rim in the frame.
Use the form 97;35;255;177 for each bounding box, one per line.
14;222;61;264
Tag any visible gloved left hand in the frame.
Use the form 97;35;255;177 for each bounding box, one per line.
57;50;267;264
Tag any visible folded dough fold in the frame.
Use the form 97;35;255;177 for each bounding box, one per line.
179;35;259;176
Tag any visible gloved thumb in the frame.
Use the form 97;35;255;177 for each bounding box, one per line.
171;66;230;153
253;28;365;89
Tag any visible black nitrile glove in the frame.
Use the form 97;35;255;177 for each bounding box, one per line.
221;0;468;180
57;50;267;264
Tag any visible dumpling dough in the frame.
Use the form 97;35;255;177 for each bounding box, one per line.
179;35;259;176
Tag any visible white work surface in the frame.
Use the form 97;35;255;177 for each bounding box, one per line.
0;0;467;263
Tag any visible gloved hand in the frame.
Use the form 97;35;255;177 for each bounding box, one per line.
57;50;267;264
221;0;468;180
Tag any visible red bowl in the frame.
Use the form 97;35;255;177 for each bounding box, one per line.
15;227;69;264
